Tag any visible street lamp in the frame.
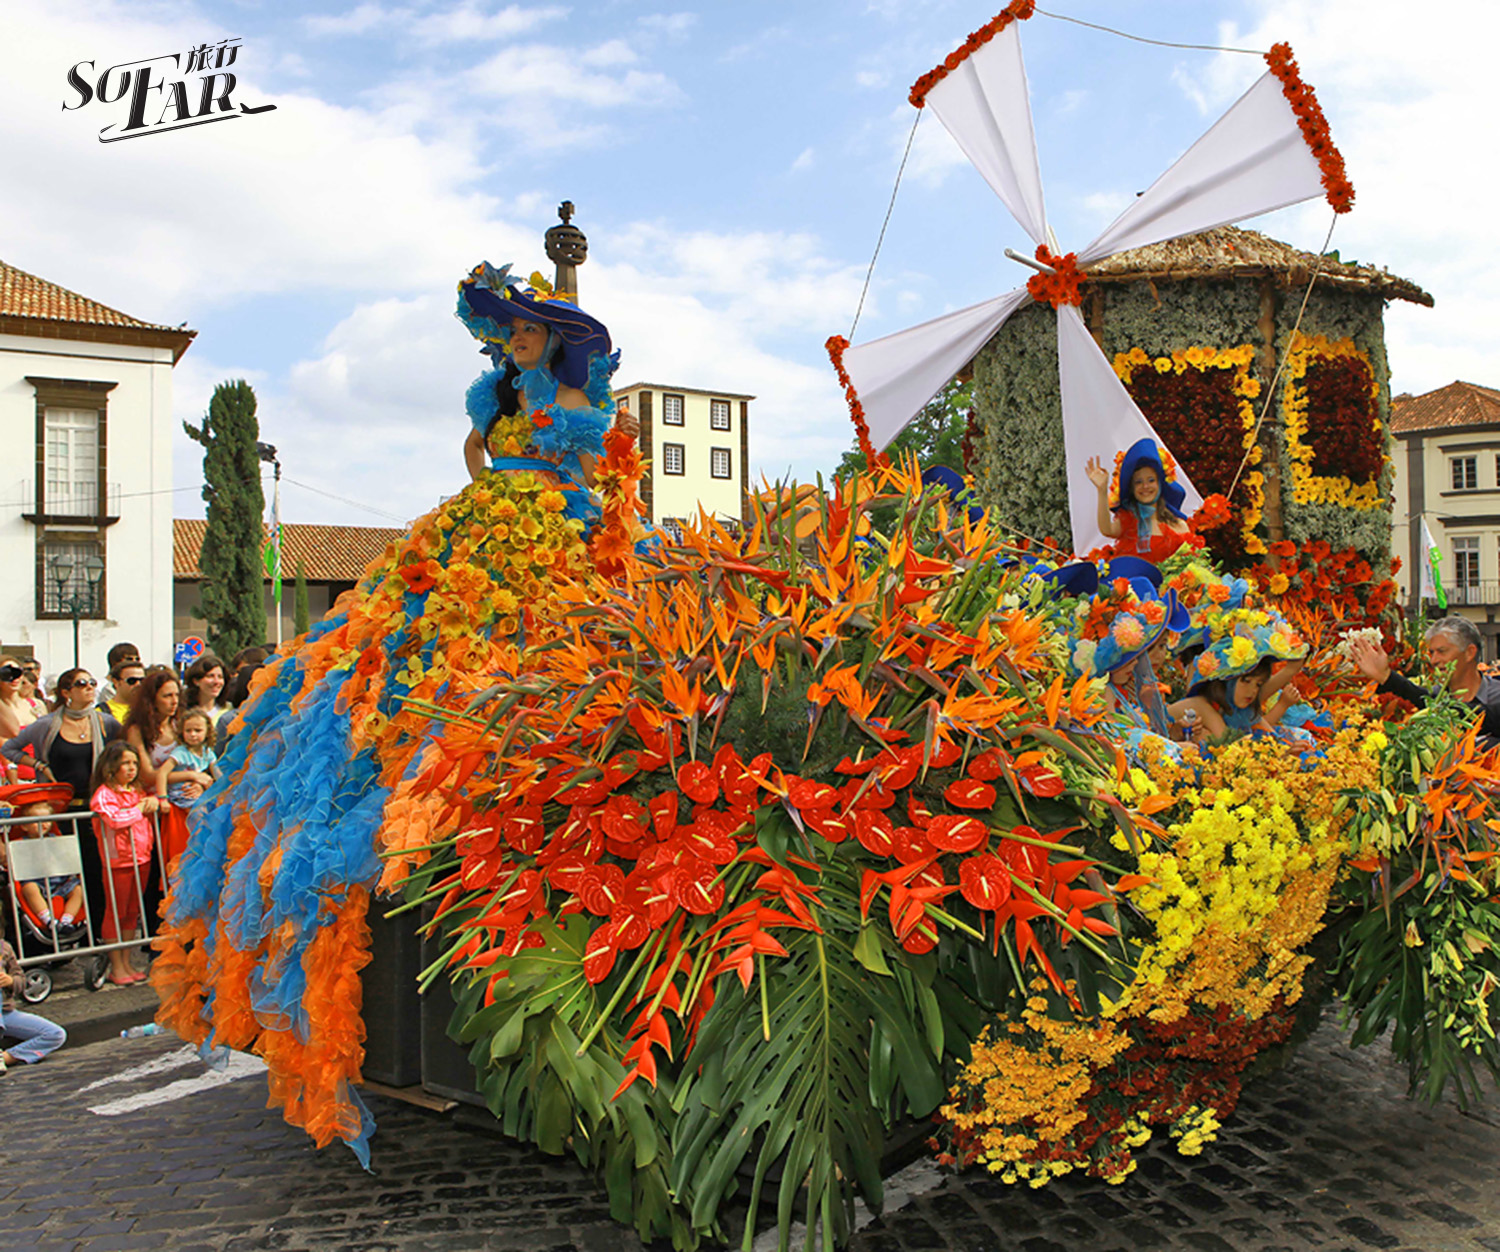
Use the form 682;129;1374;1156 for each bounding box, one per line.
49;551;105;668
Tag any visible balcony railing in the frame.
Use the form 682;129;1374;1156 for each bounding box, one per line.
1446;582;1500;607
16;480;122;519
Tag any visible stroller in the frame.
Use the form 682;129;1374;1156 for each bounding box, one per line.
0;783;109;1003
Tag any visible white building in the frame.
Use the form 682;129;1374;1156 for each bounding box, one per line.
0;258;194;675
613;383;751;537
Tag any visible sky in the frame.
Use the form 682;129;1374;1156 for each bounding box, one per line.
3;0;1494;528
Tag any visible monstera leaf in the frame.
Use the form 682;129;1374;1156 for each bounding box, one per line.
670;856;948;1251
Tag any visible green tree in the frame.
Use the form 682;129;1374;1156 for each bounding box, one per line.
834;378;973;481
184;381;266;658
293;558;310;637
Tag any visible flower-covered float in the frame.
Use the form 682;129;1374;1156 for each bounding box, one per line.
151;9;1500;1252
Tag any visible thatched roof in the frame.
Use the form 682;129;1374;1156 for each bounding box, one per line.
1082;226;1432;307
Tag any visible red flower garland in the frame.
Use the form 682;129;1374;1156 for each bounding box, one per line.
826;334;886;469
1026;246;1083;309
909;0;1037;107
1264;42;1354;214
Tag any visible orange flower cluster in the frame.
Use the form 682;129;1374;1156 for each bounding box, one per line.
826;334;885;469
588;424;648;579
1191;493;1233;532
1265;42;1354;214
1252;539;1397;637
1026;247;1084;309
909;0;1037;107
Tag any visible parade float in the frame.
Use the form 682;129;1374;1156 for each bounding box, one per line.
152;6;1500;1252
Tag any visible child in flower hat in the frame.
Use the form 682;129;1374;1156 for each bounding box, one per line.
1170;614;1308;738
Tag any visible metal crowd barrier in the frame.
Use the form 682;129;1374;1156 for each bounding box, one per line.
1;807;168;1002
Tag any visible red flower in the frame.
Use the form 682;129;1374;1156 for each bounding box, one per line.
927;813;988;853
958;853;1012;910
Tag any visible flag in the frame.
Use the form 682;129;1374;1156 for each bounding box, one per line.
263;491;282;604
1420;516;1446;610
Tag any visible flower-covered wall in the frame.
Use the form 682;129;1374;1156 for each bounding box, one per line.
969;274;1395;571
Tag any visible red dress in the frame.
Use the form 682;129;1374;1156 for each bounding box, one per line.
1106;511;1203;563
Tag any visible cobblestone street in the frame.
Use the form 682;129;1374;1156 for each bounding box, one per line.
4;1019;1500;1251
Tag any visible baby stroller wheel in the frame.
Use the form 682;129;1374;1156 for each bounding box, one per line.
85;954;110;992
21;968;52;1004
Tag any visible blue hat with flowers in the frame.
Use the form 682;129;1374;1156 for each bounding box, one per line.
1186;614;1307;695
1113;437;1187;520
457;261;614;390
1071;578;1190;680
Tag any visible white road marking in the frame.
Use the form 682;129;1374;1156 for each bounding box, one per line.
76;1043;202;1092
750;1157;947;1251
86;1049;267;1116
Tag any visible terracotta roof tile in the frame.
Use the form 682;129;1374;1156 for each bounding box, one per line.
1391;381;1500;435
0;258;182;330
174;519;404;582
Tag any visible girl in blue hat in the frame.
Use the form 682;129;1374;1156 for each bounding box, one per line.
1085;438;1201;563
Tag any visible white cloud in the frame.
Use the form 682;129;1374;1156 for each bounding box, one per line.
900;106;966;187
302;2;566;44
791;146;815;172
1177;0;1500;397
303;3;393;37
855;69;887;89
636;12;697;41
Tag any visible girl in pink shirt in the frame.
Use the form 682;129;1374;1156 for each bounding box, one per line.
90;742;159;986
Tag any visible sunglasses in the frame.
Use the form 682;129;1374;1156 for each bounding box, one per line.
72;678;98;689
122;675;143;686
0;665;22;682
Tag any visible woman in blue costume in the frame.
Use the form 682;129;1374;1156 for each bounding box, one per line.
152;264;634;1165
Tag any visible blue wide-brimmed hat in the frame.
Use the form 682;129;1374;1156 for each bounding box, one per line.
1114;438;1187;519
921;465;985;525
456;262;612;391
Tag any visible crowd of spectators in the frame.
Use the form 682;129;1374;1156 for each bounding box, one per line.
0;637;276;1065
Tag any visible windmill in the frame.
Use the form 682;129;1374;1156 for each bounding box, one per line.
827;2;1353;555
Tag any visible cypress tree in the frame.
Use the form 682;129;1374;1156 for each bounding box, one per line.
184;381;267;658
293;558;310;637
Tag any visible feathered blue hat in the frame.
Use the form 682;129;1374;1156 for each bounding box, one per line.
456;262;612;391
1114;438;1187;520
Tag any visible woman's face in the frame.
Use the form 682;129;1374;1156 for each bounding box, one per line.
67;673;97;708
1233;672;1266;709
198;665;225;702
0;665;19;698
509;318;550;370
1130;466;1160;505
156;680;180;719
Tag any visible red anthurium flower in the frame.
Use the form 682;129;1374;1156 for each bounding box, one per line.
577;864;627;916
944;779;997;810
678;760;719;805
927;813;988;854
967;748;1006;781
851;808;895;855
787;776;840;810
959;854;1012;910
1018;764;1065;797
804;807;852;844
461;847;508;890
501;808;546;855
928;740;962;769
891;824;934;863
714;744;758;805
907;797;934;829
583;921;621;984
649;792;679;840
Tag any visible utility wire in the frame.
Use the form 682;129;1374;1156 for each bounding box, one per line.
1034;8;1267;55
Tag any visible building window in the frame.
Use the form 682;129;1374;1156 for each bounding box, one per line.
710;399;731;431
1451;455;1478;491
710;447;732;479
663;443;685;475
662;394;685;426
44;408;100;517
38;530;106;619
662;517;684;543
1454;536;1481;604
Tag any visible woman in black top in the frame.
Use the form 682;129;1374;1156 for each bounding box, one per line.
2;668;122;933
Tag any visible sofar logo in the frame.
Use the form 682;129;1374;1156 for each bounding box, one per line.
64;38;276;143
